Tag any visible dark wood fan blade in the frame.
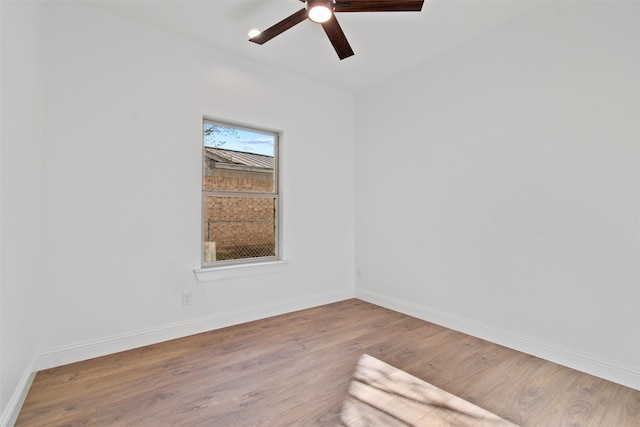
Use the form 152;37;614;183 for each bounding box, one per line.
320;14;354;60
249;8;308;45
334;0;424;12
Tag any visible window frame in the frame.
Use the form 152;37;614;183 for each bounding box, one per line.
201;118;281;268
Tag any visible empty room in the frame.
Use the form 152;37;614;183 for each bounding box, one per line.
1;0;638;425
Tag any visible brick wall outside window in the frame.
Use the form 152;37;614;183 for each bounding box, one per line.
204;169;275;261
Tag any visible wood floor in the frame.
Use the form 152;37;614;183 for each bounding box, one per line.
16;299;640;426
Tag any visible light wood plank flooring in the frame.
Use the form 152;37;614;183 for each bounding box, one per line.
16;299;640;426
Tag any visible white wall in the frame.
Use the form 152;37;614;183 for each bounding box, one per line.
0;0;354;402
355;1;639;388
0;0;45;422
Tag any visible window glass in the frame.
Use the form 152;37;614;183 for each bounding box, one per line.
202;120;278;265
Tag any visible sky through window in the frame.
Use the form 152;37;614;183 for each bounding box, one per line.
204;123;275;157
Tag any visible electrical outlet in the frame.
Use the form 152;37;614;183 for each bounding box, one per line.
182;291;192;306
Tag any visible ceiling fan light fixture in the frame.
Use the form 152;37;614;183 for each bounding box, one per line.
250;0;423;60
247;28;262;39
307;1;333;23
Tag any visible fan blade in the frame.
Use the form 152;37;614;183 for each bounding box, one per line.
334;0;424;12
321;14;354;60
249;8;308;45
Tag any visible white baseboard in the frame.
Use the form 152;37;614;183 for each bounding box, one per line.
0;356;37;427
356;288;640;391
37;289;353;371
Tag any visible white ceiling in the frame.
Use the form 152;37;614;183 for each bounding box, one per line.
85;0;546;93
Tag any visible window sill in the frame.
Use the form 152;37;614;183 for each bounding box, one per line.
194;260;288;282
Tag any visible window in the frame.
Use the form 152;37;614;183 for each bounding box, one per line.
202;119;279;266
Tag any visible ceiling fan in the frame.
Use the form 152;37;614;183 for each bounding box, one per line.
249;0;425;60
